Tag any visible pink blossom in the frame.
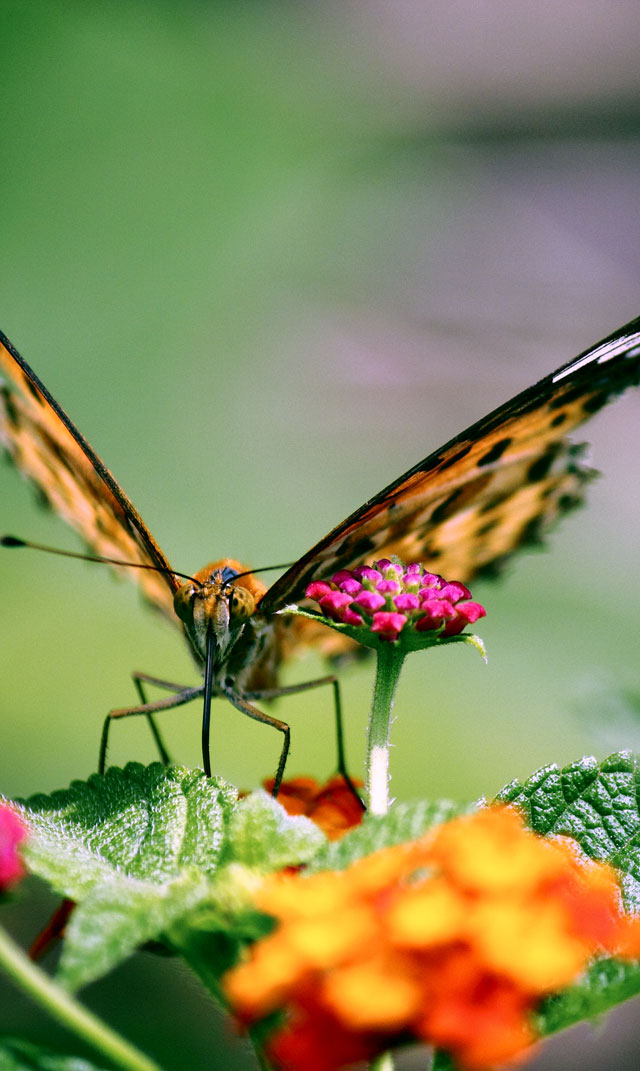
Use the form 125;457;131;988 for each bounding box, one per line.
354;567;383;583
438;580;472;601
331;570;356;585
418;574;442;591
306;581;333;601
394;593;420;612
305;559;486;645
340;578;363;596
353;590;386;614
371;612;407;641
318;591;363;626
0;804;27;890
416;598;455;632
442;600;486;636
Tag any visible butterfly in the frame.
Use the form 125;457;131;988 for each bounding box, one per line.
1;318;640;791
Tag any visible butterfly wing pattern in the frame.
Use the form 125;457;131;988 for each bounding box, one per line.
261;316;640;615
0;331;178;622
1;317;640;780
3;319;640;624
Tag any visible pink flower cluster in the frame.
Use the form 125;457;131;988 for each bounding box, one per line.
0;803;27;890
306;559;486;644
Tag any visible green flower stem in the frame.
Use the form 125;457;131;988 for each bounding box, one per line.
366;643;405;815
0;922;164;1071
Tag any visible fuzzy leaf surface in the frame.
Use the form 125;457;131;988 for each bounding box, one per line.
497;751;640;1039
9;764;236;989
497;750;640;908
12;763;236;895
222;790;326;870
309;798;473;873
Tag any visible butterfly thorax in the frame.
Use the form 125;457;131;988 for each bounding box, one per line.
173;559;271;688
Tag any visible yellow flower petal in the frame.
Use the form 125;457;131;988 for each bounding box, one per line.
471;898;589;991
286;904;378;969
323;957;421;1030
387;879;467;948
224;936;304;1017
257;871;351;920
349;842;421;895
429;807;564;895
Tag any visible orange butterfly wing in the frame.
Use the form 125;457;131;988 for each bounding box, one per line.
261;317;640;616
2;318;640;663
0;330;178;622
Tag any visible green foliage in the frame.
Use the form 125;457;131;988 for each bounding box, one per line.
430;1050;457;1071
497;750;640;1039
497;750;640;908
4;752;640;1068
221;790;325;870
536;955;640;1037
309;798;473;873
9;765;323;991
14;763;236;894
10;764;238;990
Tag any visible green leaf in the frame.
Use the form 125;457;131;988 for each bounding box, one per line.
497;751;640;1041
430;1050;457;1071
496;750;640;909
7;767;329;992
537;955;640;1037
460;632;487;663
0;1039;109;1071
8;764;237;990
13;763;236;896
309;798;474;873
59;868;209;992
167;799;324;991
223;790;326;870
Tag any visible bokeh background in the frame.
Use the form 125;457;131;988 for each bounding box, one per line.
1;2;640;1068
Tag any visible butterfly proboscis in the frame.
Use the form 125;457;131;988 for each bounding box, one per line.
2;535;346;797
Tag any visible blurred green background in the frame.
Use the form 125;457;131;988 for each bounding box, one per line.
1;2;640;1068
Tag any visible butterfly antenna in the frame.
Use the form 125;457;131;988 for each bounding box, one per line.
222;562;294;588
1;535;201;586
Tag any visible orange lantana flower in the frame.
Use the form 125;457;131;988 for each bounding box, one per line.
224;806;640;1071
265;776;364;840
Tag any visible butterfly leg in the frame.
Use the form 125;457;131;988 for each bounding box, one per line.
220;682;290;797
131;671;196;766
243;676;364;809
99;685;203;775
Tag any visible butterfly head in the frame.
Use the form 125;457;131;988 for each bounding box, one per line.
173;558;267;664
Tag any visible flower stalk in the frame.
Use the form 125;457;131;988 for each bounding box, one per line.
302;558;487;816
0;923;164;1071
367;643;406;815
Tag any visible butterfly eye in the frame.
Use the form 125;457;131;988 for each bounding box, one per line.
173;582;196;624
228;585;255;622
